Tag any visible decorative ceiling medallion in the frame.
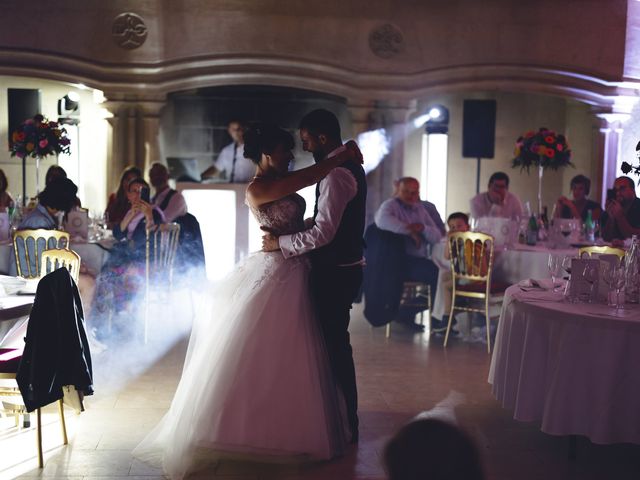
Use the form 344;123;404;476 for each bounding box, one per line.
369;24;404;59
112;13;148;50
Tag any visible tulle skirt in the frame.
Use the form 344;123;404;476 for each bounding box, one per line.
133;252;347;479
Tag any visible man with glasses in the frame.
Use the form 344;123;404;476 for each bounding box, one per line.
602;176;640;241
470;171;523;219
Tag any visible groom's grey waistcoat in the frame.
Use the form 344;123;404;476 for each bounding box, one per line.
311;160;367;266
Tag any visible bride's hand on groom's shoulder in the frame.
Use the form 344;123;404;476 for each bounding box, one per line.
345;140;363;165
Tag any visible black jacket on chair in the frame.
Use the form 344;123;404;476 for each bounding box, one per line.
363;223;407;326
17;268;93;412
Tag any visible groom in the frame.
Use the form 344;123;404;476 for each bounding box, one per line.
262;109;366;443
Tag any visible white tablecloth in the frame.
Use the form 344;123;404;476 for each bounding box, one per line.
488;285;640;444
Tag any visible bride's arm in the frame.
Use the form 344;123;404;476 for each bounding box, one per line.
246;141;361;208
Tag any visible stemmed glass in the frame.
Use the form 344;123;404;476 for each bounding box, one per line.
582;264;598;303
547;254;563;291
560;222;573;241
612;266;626;310
561;256;575;302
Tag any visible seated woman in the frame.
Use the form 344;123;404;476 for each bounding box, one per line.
45;165;82;208
92;178;165;338
554;174;602;222
105;165;142;230
0;168;14;213
11;178;79;276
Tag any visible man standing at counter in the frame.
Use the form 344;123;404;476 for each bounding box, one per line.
202;120;255;183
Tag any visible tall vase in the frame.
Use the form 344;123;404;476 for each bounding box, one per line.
537;163;543;216
35;155;41;195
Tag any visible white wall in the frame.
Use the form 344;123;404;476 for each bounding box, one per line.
0;77;109;211
405;91;596;219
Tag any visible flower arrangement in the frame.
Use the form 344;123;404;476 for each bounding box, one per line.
512;127;572;172
9;114;71;159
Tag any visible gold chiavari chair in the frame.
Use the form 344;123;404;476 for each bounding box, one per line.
447;231;507;354
40;248;81;283
578;245;625;262
13;229;70;279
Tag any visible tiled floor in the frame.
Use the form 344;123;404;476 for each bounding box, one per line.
2;303;640;479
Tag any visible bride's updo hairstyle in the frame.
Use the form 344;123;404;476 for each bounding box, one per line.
243;123;295;164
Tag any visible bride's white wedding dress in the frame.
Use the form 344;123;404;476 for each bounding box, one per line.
133;194;347;479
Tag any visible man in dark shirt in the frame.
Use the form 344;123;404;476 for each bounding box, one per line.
601;176;640;241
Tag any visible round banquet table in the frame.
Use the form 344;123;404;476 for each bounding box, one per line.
488;284;640;445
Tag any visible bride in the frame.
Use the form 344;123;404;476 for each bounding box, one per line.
133;123;359;479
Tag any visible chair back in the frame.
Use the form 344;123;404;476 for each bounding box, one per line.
578;245;625;262
13;229;70;279
40;248;81;283
146;223;181;281
448;231;495;284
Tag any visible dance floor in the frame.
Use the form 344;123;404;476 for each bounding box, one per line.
1;303;639;479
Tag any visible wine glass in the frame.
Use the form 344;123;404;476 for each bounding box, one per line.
547;254;563;291
561;256;575;302
561;255;573;278
602;263;616;307
612;266;626;310
560;222;573;240
582;264;598;303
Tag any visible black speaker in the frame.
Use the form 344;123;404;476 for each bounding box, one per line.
8;88;41;146
462;99;496;159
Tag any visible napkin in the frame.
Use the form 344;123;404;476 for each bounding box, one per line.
0;275;27;296
518;278;564;292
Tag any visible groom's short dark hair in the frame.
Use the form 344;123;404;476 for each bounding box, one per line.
299;109;341;141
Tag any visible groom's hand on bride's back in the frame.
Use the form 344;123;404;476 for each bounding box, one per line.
260;226;280;252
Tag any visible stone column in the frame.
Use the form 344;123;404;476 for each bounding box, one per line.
594;113;630;207
347;99;415;223
103;95;166;193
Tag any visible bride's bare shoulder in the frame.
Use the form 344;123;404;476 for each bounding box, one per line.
246;177;272;208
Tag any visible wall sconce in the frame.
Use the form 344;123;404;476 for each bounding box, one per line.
57;92;80;124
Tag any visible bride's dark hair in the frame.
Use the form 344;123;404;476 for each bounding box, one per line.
243;123;295;164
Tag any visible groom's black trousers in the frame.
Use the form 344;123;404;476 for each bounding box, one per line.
310;263;362;437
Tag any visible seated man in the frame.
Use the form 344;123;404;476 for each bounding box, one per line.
149;162;188;222
601;176;640;242
393;178;446;236
470;171;523;220
374;177;443;332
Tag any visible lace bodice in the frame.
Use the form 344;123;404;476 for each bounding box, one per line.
249;194;306;236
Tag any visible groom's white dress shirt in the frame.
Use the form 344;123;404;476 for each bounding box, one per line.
279;166;357;261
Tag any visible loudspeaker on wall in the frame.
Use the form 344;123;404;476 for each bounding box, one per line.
462;99;496;159
8;88;41;146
